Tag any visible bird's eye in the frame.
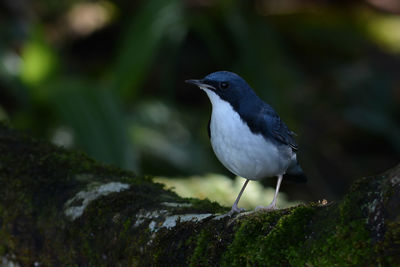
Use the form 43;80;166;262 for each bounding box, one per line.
220;82;229;89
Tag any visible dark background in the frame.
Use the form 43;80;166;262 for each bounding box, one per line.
1;0;399;203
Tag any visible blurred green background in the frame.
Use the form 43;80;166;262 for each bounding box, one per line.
1;0;399;207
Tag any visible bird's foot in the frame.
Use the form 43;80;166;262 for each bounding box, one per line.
227;204;246;216
255;203;277;212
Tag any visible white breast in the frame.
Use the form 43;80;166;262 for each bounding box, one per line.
204;90;293;180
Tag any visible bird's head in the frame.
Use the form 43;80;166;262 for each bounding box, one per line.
186;71;256;107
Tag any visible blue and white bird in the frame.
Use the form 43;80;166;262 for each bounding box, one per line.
186;71;306;215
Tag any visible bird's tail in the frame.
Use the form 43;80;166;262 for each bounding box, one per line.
284;160;307;183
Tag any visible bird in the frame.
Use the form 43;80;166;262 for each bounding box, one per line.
186;71;306;215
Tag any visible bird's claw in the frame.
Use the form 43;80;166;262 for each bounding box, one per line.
255;204;277;212
227;205;246;216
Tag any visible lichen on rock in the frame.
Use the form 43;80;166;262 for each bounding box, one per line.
64;181;131;220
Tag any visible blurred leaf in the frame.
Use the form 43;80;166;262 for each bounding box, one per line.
49;78;138;171
20;27;59;90
366;14;400;54
112;0;186;100
0;105;8;121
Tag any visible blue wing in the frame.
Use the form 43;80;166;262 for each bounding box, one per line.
248;104;298;151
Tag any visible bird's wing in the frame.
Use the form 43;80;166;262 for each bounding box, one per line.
254;105;298;151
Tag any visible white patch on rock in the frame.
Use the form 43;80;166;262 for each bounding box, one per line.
134;210;168;228
213;213;230;220
369;198;379;214
160;213;213;230
367;190;385;238
134;209;213;232
64;182;130;220
148;221;157;231
391;176;400;186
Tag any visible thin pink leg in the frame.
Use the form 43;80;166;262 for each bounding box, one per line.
228;179;249;215
255;174;283;211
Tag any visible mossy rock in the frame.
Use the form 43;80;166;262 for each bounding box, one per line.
0;122;399;266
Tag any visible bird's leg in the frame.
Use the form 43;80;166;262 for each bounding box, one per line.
228;179;249;215
255;174;283;211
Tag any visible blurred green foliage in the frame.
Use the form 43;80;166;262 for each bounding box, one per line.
1;0;399;202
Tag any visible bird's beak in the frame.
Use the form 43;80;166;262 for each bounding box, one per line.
185;79;215;90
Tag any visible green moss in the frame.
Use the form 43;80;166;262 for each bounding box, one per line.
292;218;373;266
189;230;213;267
381;221;400;265
221;206;315;266
188;219;234;267
289;176;376;266
374;216;400;265
219;199;374;266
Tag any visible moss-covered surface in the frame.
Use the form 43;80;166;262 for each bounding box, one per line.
0;122;399;266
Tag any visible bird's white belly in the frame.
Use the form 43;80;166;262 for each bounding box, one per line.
207;93;292;180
